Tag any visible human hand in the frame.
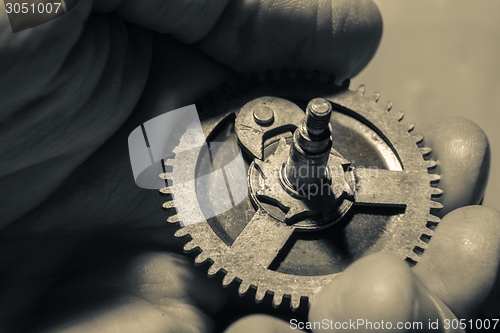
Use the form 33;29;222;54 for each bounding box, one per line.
0;1;497;333
0;0;382;331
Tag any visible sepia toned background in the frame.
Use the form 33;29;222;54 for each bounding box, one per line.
353;0;500;210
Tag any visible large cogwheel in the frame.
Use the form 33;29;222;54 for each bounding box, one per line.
160;70;443;311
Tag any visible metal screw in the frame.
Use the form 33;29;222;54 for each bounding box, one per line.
283;98;333;193
253;106;274;126
305;98;332;136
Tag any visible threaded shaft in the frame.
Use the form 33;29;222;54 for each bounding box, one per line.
305;98;332;136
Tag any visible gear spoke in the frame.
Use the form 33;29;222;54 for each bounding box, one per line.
353;168;425;207
229;209;295;269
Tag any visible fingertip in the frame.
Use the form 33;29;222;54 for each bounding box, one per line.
127;252;229;314
198;0;383;78
224;314;296;333
413;205;500;318
417;117;490;216
310;253;416;332
342;0;383;78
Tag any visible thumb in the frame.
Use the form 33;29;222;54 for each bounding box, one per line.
309;253;462;333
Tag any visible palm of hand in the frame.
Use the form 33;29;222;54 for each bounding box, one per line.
0;1;498;332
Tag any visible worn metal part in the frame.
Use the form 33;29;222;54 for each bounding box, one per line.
161;72;443;311
284;98;334;193
235;96;304;160
248;137;355;230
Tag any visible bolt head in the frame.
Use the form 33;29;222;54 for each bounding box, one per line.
308;98;332;116
305;98;332;136
253;106;274;126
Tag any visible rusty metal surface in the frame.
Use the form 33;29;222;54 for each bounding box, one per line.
161;73;443;311
235;96;304;160
248;138;355;230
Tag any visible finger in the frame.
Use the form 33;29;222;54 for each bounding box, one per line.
1;1;235;227
34;252;228;332
224;315;299;333
0;36;233;327
309;253;461;333
310;253;415;333
100;0;383;78
95;0;231;44
199;0;382;78
416;117;490;217
0;0;381;228
413;205;500;319
0;6;153;227
41;299;202;333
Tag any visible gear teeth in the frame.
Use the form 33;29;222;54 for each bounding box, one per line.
194;252;209;265
290;294;301;310
420;234;432;243
425;160;438;170
416;239;428;249
162;200;175;210
412;246;425;256
159;173;170;180
420;147;432;157
174;227;190;238
272;293;284;308
207;263;222;276
413;134;424;144
163;153;176;162
167;215;179;224
406;252;420;264
385;101;393;111
427;214;440;223
407;122;416;132
429;200;444;209
255;288;267;303
429;174;441;184
430;187;444;198
426;224;438;231
406;258;417;266
238;281;251;296
183;240;199;252
222;273;235;287
159;187;171;196
372;92;380;102
422;224;436;235
356;85;366;95
396;111;404;121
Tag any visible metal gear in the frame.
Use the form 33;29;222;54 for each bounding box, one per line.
160;70;443;311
